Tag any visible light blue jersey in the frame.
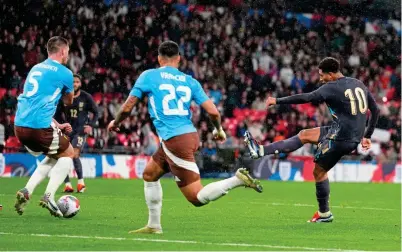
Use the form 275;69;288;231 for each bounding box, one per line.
130;66;209;140
15;59;74;129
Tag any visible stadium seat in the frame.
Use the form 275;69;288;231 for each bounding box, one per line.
87;137;95;148
10;88;18;97
0;88;6;100
117;134;127;145
5;136;21;153
93;92;103;104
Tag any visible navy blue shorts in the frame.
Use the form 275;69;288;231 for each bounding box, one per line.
314;127;358;171
70;133;86;151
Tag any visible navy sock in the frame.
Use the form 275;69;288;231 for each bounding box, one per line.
64;175;70;183
316;178;330;213
73;158;83;180
263;135;303;155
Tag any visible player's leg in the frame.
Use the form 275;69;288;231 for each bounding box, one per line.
14;126;59;215
162;133;262;207
73;147;86;192
37;123;74;217
64;134;86;193
308;139;357;223
129;149;168;234
15;156;57;215
244;127;324;158
178;168;262;207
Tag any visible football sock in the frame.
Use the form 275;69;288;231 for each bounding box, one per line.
196;176;244;204
64;176;71;183
26;157;57;195
144;181;162;229
65;182;72;187
45;157;73;201
316;178;330;213
263;135;303;155
73;158;84;181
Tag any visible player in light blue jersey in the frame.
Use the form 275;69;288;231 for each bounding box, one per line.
108;41;263;234
14;36;76;218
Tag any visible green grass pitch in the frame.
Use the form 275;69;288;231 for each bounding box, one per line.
0;178;400;251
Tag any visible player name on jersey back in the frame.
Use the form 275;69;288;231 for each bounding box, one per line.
160;72;186;82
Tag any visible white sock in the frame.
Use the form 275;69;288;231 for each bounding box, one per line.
144;180;162;229
197;176;245;204
78;179;84;184
65;182;72;187
25;157;57;195
45;157;73;201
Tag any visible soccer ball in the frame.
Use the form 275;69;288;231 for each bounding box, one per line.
57;195;80;218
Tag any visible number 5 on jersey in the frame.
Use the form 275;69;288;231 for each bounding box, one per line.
160;84;191;116
25;71;42;97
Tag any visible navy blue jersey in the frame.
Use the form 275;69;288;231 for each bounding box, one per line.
277;77;379;143
55;90;98;135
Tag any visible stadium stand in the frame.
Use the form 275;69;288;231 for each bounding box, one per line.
0;0;400;163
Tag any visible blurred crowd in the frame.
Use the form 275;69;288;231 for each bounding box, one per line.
0;0;400;162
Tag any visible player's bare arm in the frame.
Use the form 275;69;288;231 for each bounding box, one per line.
361;92;380;150
52;118;72;134
201;99;226;142
108;95;139;132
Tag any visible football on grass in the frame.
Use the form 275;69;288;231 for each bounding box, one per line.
57;195;80;218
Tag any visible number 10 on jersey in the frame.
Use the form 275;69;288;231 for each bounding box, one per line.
344;87;367;115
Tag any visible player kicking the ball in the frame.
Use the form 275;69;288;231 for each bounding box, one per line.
14;36;75;217
55;74;98;193
108;41;262;234
245;57;379;223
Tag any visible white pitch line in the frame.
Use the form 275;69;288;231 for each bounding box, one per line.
248;202;397;211
0;232;363;251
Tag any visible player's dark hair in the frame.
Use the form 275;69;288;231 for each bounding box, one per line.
47;36;69;54
73;74;82;80
318;57;340;73
158;41;179;58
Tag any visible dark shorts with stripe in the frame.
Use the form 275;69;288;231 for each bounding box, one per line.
15;122;70;156
70;133;86;151
152;132;200;187
314;126;358;171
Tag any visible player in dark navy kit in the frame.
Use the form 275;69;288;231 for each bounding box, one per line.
244;57;380;223
55;74;98;193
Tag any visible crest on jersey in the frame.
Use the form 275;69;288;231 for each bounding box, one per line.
79;102;84;111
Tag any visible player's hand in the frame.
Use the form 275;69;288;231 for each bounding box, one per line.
212;127;226;143
107;120;120;133
266;97;276;107
59;123;72;134
84;125;92;134
361;138;372;151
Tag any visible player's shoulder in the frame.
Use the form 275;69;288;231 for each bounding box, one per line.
80;90;92;98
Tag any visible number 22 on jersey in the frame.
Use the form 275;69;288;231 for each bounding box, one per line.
344;87;367;115
159;84;191;116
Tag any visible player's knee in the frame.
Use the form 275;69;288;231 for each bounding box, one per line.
58;144;75;159
313;166;327;181
142;170;159;182
73;152;80;159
